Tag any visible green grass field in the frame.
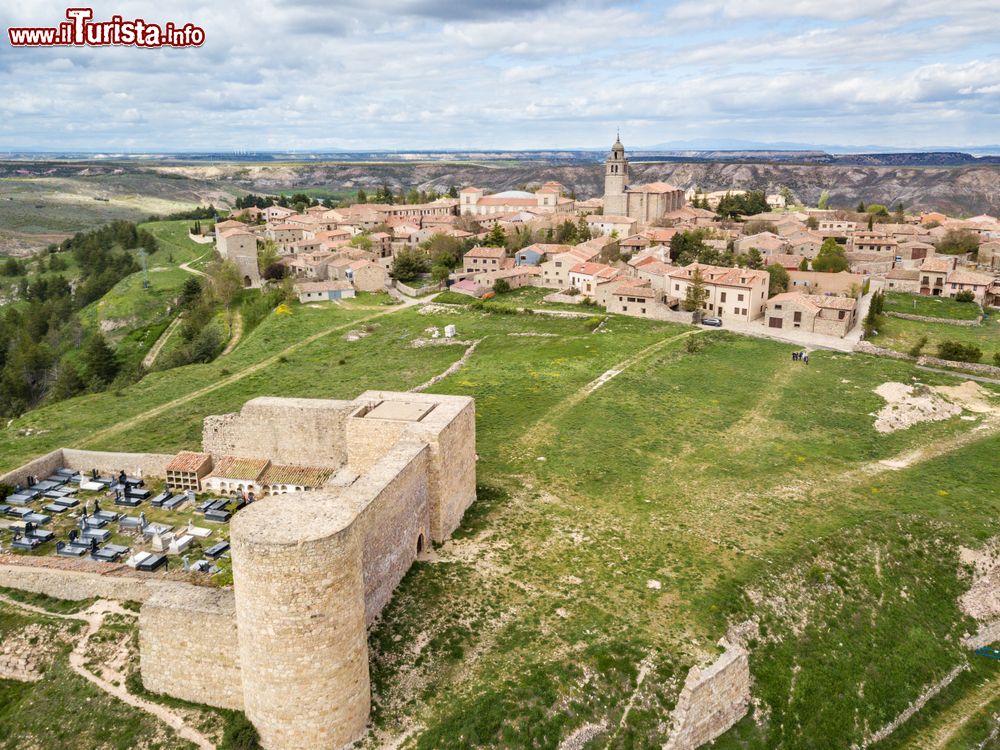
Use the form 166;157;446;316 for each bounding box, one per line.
884;292;982;321
1;298;1000;748
872;314;1000;362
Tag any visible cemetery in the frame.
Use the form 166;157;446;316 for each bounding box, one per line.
1;465;241;581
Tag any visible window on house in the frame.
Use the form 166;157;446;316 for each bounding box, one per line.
774;304;782;310
793;311;802;322
720;292;727;302
738;294;744;301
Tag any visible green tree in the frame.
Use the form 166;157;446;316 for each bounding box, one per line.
817;191;830;210
746;248;764;270
390;249;430;282
493;278;511;294
207;259;242;311
82;333;119;387
937;229;979;256
767;263;790;296
856;201;866;212
484;224;507;248
257;239;279;275
812;238;848;273
799;257;810;271
682;268;708;312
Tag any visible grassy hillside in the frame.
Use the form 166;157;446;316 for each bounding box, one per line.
2;301;1000;748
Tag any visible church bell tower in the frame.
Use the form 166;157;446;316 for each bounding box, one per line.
603;132;629;216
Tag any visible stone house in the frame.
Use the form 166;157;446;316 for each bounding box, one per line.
262;205;295;223
945;269;995;303
463;246;507;274
473;266;542;291
851;232;898;254
787;270;865;296
266;224;309;254
665;263;770;322
459;185;573;216
918;257;958;296
735;232;786;256
765;292;858;337
345;260;386;293
568;262;619;295
586;214;637;238
540;245;601;289
885;268;920;293
978;241;1000;270
294;280;357;303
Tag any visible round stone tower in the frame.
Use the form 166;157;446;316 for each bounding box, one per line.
230;492;370;750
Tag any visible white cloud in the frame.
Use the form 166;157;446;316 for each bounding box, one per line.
0;0;998;150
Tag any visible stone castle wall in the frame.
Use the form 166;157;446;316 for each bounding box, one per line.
203;397;353;469
230;495;370;750
664;641;751;750
412;398;477;542
139;585;244;710
353;439;432;626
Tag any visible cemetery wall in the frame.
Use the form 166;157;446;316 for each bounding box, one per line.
202;396;354;469
139;584;244;710
0;560;152;602
230;493;370;750
663;640;751;750
353;439;432;625
0;449;64;489
61;449;175;478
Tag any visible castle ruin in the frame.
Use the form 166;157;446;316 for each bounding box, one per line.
0;390;477;749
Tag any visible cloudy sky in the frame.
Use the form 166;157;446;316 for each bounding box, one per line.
2;0;999;151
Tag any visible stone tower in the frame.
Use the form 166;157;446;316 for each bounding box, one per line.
603;133;629;217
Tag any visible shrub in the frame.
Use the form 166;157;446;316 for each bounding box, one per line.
220;713;261;750
908;336;928;358
493;278;511;294
936;340;983;363
0;483;11;501
993;352;1000;367
955;290;975;303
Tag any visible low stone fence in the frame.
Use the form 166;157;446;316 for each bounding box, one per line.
854;341;1000;378
853;341;914;361
0;448;174;488
396;280;444;297
188;233;215;245
917;355;1000;377
543;292;584;305
886;311;982;326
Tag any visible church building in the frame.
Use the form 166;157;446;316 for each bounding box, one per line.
602;135;686;224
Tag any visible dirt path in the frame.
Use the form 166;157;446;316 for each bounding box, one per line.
0;595;214;750
220;311;243;357
142;316;182;369
80;297;427;450
519;329;701;452
179;252;209;278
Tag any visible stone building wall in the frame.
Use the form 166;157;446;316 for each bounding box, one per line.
345;406;409;475
663;640;751;750
230;494;370;750
203;397;353;469
139;585;243;710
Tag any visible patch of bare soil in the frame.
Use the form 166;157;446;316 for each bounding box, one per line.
873;381;997;434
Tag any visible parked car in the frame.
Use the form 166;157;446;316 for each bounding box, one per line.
701;317;723;327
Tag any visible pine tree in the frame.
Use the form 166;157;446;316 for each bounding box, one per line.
682;268;708;312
